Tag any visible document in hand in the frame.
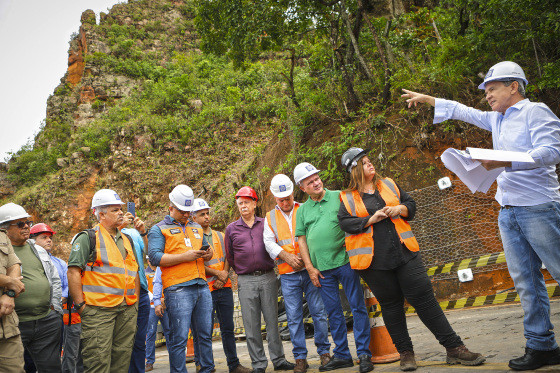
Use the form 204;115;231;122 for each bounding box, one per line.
440;148;534;194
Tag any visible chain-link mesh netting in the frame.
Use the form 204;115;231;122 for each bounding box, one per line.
408;180;505;280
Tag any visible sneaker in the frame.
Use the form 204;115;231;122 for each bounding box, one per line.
294;359;309;373
320;353;332;367
446;345;485;366
145;363;154;372
358;354;374;373
509;347;560;370
399;351;417;371
230;364;253;373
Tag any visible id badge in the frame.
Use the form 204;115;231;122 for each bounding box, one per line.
193;232;201;239
184;238;192;247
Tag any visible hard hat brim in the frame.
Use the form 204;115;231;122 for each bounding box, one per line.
92;201;125;209
478;76;529;90
171;200;192;212
297;169;321;185
0;212;31;225
271;188;293;198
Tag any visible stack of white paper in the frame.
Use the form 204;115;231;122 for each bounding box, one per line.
440;147;534;193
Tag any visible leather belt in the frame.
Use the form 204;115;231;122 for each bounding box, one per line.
502;205;514;209
245;269;273;276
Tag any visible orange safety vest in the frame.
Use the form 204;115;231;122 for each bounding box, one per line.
63;301;81;325
157;222;206;290
340;178;419;270
81;225;139;307
147;272;154;306
205;230;232;291
265;205;300;275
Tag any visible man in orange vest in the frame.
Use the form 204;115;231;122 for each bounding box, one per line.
264;175;331;373
147;185;215;373
191;198;252;373
67;189;140;373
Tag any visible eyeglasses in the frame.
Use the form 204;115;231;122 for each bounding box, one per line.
9;221;33;229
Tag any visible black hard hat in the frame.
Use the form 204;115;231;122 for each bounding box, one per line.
341;147;368;173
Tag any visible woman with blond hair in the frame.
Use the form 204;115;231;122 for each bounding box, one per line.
336;147;485;371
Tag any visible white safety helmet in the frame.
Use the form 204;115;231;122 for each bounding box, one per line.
91;189;125;209
270;174;294;198
191;198;211;212
293;162;320;186
169;184;194;212
478;61;528;90
0;203;31;225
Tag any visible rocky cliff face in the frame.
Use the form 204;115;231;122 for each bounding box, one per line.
1;0;492;260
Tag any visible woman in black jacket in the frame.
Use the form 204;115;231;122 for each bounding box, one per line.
337;147;485;371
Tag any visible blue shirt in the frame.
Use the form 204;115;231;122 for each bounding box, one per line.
434;98;560;206
153;267;163;307
121;228;148;291
49;254;68;298
147;215;208;288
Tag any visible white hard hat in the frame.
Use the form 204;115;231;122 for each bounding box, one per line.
191;198;211;212
293;162;320;186
478;61;528;90
91;189;125;209
169;185;194;212
0;203;31;225
270;174;294;198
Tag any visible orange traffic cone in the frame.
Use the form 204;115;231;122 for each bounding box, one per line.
186;330;195;363
364;288;400;364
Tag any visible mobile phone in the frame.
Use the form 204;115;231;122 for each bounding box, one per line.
127;202;136;217
201;244;210;252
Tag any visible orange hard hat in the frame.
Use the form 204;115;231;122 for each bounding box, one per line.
235;186;258;201
30;223;56;236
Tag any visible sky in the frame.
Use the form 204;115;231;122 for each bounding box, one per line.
0;0;125;161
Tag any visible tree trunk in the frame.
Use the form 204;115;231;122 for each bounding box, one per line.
280;48;300;108
364;14;392;106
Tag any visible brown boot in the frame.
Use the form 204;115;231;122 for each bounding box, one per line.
320;353;331;367
399;351;417;371
446;345;486;366
294;359;309;373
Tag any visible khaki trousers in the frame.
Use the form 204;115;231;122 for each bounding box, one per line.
80;302;138;373
0;334;25;373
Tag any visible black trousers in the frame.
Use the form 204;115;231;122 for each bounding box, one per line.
19;311;62;373
358;254;463;353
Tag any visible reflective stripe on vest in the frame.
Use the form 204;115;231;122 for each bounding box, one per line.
266;206;299;275
82;225;139;307
159;222;206;290
340;178;419;270
206;231;232;291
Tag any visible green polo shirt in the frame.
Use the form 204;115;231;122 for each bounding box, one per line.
295;189;348;271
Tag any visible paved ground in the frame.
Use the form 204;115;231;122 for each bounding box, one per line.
150;299;560;372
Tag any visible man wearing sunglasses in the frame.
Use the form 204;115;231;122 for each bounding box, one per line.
0;203;63;372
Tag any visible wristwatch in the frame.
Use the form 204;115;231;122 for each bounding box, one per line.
2;289;16;298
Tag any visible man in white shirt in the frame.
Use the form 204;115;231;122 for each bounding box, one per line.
263;174;331;373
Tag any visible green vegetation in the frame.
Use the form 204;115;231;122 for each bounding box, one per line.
6;0;559;190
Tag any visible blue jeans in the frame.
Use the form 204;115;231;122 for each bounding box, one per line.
165;284;214;373
145;306;171;365
319;262;371;359
280;270;330;359
499;202;560;351
193;287;240;371
129;288;151;372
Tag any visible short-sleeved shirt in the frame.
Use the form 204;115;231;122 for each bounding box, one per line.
295;189;348;271
68;228;127;270
0;230;22;339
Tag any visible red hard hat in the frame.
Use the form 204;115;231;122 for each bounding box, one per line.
235;186;258;201
30;223;56;236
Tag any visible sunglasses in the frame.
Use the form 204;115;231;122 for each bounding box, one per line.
10;220;33;229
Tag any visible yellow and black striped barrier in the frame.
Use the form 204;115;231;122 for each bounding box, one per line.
369;284;560;319
426;251;506;276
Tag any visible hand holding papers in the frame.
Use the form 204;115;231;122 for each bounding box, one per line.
440;148;534;193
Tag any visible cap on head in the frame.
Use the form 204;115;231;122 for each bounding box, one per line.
169;185;195;212
270;174;294;198
478;61;528;90
341;147;367;173
0;203;31;225
191;198;211;212
91;189;125;210
293;162;320;185
235;186;258;201
30;223;56;236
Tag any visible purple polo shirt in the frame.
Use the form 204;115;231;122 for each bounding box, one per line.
224;216;274;275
